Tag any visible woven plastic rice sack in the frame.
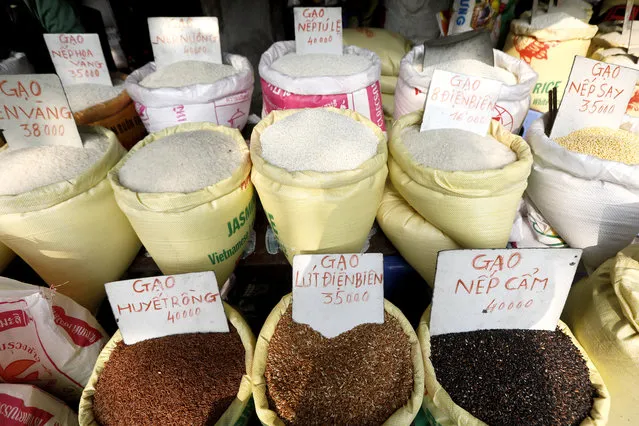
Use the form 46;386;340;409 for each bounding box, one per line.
259;41;385;131
394;47;537;132
376;184;460;287
109;122;254;282
250;108;387;263
563;245;639;425
0;384;79;426
0;277;107;402
0;127;141;312
252;294;424;426
343;28;411;78
0;243;13;272
417;307;610;426
504;14;597;113
126;54;254;133
389;112;533;249
79;303;255;426
73;74;146;150
525;116;639;271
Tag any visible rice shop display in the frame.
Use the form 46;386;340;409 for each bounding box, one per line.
109;122;254;282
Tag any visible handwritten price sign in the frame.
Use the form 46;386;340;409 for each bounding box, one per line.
44;34;112;87
421;70;502;135
294;7;343;55
148;17;222;68
430;248;582;336
105;271;228;344
0;74;82;148
550;56;639;138
292;253;384;338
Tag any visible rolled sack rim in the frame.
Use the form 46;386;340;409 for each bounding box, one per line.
398;45;538;102
0;125;124;214
258;40;382;95
526;114;639;187
124;53;255;107
508;18;598;42
108;121;251;212
72;72;133;124
250;107;388;189
389;111;533;196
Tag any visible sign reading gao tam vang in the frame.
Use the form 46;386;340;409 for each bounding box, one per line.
0;74;82;149
292;253;384;338
430;248;582;336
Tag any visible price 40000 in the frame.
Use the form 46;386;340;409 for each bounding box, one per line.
484;298;533;313
167;307;201;323
322;290;369;305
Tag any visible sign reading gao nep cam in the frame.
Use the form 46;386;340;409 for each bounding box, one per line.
292;253;384;338
430;248;582;336
105;271;228;344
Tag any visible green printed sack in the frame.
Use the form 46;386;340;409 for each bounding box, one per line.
109;122;255;283
250;108;387;263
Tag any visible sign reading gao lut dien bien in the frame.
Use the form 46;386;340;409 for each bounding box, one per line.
294;7;343;55
104;271;229;345
44;33;112;87
430;248;582;336
0;74;82;149
292;253;384;338
421;70;502;135
148;17;222;68
550;56;639;139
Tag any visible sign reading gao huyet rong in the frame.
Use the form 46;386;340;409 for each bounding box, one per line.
550;56;638;139
0;74;82;149
148;17;222;68
420;70;502;135
292;253;384;338
104;271;229;345
294;7;343;55
44;33;112;88
430;248;582;336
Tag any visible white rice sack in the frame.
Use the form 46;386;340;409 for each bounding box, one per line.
125;55;254;133
394;46;538;132
0;384;79;426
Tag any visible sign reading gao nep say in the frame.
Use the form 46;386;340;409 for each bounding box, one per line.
430;248;582;336
105;271;229;345
550;56;639;138
294;7;343;55
292;253;384;338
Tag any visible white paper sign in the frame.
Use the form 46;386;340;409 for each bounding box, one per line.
148;17;222;68
0;74;82;148
550;56;638;138
294;7;343;55
421;70;502;135
292;253;384;338
105;271;229;345
430;248;582;336
44;33;112;87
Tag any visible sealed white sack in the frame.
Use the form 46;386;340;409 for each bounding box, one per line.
0;384;78;426
394;46;538;132
259;41;385;131
125;54;254;133
526;116;639;270
0;277;108;403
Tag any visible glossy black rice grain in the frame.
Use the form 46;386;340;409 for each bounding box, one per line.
430;329;594;426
